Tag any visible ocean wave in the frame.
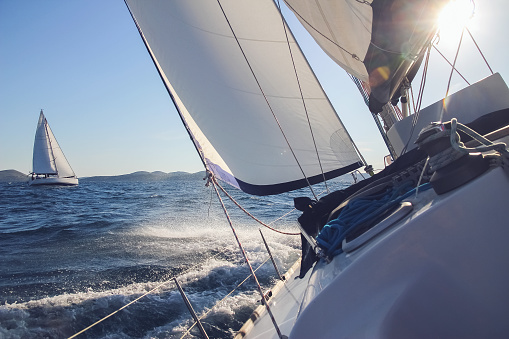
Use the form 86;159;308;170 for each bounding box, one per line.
1;180;304;338
1;248;297;338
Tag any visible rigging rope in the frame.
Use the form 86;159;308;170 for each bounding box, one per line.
440;27;465;122
69;187;294;339
432;45;470;85
214;178;301;236
349;73;396;162
450;118;508;155
279;1;371;178
466;27;494;75
400;43;432;156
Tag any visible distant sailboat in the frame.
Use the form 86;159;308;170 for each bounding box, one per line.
29;110;78;186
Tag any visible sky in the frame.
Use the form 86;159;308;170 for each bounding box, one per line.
1;0;508;177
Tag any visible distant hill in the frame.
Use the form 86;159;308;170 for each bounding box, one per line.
81;171;206;182
0;169;28;183
0;170;206;183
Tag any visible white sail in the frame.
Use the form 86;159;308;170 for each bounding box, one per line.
284;0;372;82
32;110;76;179
125;0;363;195
33;112;58;175
285;0;447;111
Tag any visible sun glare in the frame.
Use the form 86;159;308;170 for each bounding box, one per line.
438;0;475;40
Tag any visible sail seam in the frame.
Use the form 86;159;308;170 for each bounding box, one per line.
277;0;329;195
216;0;318;200
282;0;362;62
314;0;354;70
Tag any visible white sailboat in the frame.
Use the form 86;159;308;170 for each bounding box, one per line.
124;1;509;338
29;110;78;186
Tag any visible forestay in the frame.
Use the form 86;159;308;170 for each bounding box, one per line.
32;111;76;178
125;0;363;195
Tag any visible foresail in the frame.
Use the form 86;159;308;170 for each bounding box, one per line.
285;0;448;112
45;123;76;178
126;0;363;195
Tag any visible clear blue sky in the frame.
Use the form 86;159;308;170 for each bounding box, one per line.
1;1;507;177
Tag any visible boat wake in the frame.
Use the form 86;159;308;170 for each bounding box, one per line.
1;223;300;338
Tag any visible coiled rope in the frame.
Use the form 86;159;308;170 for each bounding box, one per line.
420;119;509;173
316;181;432;258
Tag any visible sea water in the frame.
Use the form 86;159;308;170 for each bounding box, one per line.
0;177;348;338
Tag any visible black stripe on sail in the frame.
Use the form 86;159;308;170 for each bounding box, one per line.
235;161;364;196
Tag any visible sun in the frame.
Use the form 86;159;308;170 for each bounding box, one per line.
438;0;475;40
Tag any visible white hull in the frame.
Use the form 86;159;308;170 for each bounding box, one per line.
239;73;509;339
28;176;78;186
236;260;309;339
240;166;509;338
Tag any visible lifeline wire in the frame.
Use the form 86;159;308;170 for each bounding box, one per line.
68;251;224;339
179;257;271;339
69;250;275;339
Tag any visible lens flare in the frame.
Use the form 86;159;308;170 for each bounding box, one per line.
438;0;475;40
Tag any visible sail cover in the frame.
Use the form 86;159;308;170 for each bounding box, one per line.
284;0;448;112
32;111;76;178
125;0;363;195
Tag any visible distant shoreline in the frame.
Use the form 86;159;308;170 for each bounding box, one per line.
0;169;206;183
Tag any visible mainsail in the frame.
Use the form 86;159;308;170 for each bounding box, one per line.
32;110;76;178
125;0;364;195
284;0;448;112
